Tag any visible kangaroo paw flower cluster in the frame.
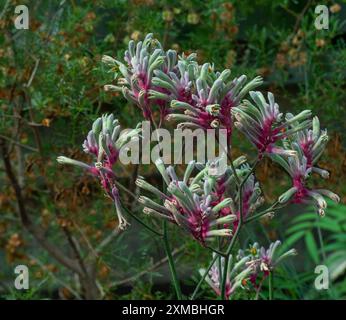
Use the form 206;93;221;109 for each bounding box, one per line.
57;114;141;229
289;116;329;171
137;158;241;244
52;32;342;300
103;33;262;137
233;91;312;157
201;240;296;299
272;116;340;216
238;241;297;280
137;157;264;245
166;64;262;136
103;33;184;121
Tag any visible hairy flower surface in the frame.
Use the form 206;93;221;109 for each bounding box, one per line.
137;158;244;244
104;34;262;135
233;91;312;157
137;156;263;244
57;114;141;229
165;63;263;138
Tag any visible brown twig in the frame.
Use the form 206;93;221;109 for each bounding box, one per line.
293;0;313;33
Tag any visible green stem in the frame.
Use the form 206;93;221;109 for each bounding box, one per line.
316;216;326;262
220;159;259;299
220;222;242;299
269;271;274;300
123;206;162;237
190;253;218;300
245;201;282;224
115;181;163;237
163;221;182;300
206;245;225;257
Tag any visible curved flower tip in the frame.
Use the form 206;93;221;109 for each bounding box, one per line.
56;155;69;164
111;187;130;230
104;84;121;92
56;156;91;170
101;55;116;66
118;218;130;230
278;186;298;204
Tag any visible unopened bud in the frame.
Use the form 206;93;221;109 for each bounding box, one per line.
102;55;116;65
278;187;297;203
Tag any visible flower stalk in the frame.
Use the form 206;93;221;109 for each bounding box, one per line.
220;158;259;299
163;221;183;300
268;271;274;300
190;253;219;300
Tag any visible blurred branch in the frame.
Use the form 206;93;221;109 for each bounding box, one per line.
28;255;82;300
94;228;122;257
293;0;313;33
62;223;88;274
24;58;43;155
25;58;40;88
279;4;299;18
109;245;185;288
73;222;98;258
0;138;82;275
0;134;38;152
1;114;45;127
0;0;10;20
